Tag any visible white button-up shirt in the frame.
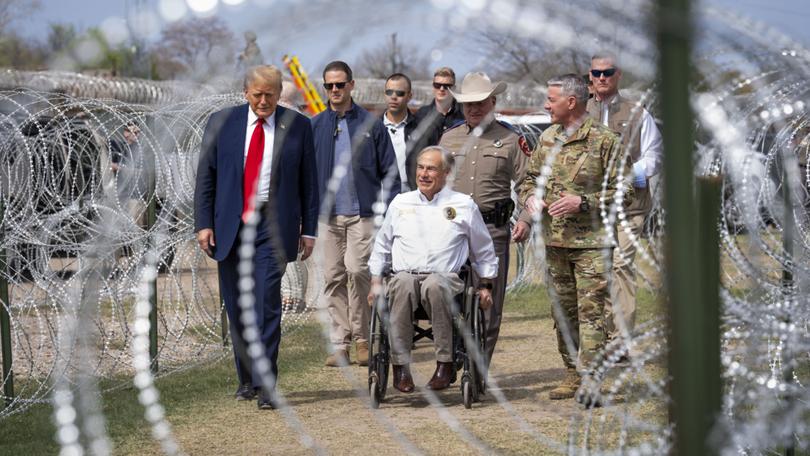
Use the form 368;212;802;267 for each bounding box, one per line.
383;112;409;191
368;187;498;279
244;108;276;202
599;94;663;183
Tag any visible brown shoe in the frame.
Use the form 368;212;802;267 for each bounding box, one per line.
392;364;415;393
426;361;456;390
549;368;581;400
325;349;350;367
356;341;369;367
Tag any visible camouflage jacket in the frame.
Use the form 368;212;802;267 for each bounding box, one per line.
520;117;633;248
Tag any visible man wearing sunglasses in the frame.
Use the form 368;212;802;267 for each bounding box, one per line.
587;52;662;357
312;60;400;369
382;73;440;191
414;67;466;140
438;71;533;373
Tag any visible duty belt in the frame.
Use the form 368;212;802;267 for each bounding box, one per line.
480;198;516;227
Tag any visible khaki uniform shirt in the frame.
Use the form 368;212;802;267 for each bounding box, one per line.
439;120;532;226
520;117;633;249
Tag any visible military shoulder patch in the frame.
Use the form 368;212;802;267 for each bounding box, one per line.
518;135;532;157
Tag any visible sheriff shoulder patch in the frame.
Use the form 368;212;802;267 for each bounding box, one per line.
518;135;532;157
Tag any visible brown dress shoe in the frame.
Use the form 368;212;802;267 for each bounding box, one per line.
426;361;456;390
392;364;415;393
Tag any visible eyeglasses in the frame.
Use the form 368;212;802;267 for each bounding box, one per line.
323;81;349;90
590;68;617;78
433;82;454;90
384;89;407;97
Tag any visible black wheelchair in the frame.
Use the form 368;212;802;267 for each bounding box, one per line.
367;265;487;409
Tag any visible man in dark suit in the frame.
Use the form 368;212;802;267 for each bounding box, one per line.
194;65;319;410
381;72;439;191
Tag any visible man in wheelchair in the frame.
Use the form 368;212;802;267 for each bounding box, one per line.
367;146;498;393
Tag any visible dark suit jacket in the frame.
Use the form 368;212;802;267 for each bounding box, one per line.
381;112;440;190
194;104;319;263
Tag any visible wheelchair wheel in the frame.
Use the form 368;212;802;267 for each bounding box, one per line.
462;376;473;409
473;301;487;395
368;299;389;408
460;291;485;408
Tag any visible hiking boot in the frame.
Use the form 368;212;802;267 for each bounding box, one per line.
356;341;369;367
576;374;605;408
549;368;581;400
325;349;350;367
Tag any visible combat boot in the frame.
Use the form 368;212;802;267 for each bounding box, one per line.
549;368;581;400
356;341;369;366
325;349;350;367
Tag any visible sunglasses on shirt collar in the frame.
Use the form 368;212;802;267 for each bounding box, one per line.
323;81;349;90
384;89;407;97
590;68;617;78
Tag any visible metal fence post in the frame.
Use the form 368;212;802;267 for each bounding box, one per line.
145;138;159;374
780;164;796;456
697;176;723;450
656;0;717;454
0;200;12;406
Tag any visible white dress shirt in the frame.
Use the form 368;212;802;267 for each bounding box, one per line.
244;108;276;202
383;112;409;191
600;94;663;186
368;187;498;279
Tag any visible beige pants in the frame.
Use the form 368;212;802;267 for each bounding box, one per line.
321;216;374;351
605;213;646;340
386;272;464;365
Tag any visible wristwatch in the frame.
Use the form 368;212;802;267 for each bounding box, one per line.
579;195;590;213
477;282;493;290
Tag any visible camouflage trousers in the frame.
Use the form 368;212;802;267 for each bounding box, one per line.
545;246;611;371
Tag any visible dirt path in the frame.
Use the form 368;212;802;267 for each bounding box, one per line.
112;293;666;456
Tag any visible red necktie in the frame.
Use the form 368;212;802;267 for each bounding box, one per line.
242;117;265;222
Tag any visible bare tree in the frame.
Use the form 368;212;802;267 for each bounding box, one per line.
356;33;430;79
151;17;237;81
0;0;40;36
472;29;590;84
47;23;77;55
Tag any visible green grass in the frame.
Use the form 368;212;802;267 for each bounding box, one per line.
505;280;662;326
0;323;327;456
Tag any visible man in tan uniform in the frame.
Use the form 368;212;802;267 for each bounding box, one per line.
587;52;662;349
521;73;633;405
439;72;533;366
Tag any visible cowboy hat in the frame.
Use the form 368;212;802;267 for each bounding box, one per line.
449;72;507;103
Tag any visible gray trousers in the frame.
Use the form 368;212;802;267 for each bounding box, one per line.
387;271;464;365
475;223;509;365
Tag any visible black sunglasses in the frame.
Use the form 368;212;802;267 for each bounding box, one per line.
432;82;454;90
384;89;407;97
323;81;349;90
590;68;617;78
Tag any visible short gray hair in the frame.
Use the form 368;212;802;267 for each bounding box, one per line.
547;73;589;105
591;51;619;68
417;145;455;173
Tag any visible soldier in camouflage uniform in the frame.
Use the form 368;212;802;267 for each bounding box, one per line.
520;74;633;404
439;72;533;367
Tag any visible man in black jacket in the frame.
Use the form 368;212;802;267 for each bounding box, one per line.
382;73;439;190
413;67;465;141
